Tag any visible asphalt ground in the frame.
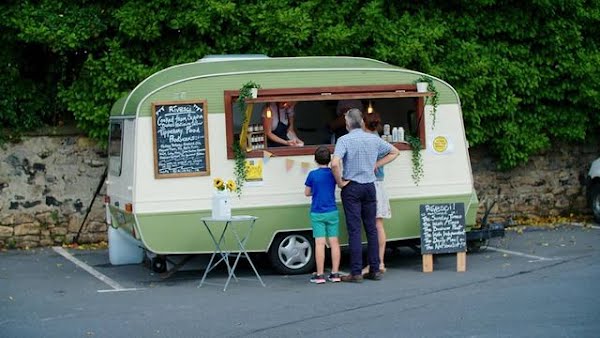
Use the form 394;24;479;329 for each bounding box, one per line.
1;222;599;337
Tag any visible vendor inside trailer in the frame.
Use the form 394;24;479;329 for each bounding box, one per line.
224;84;428;159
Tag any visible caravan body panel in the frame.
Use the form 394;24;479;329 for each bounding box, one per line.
107;56;477;255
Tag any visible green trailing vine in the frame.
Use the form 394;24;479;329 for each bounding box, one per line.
406;135;424;185
415;76;439;129
237;81;261;114
232;140;248;197
408;75;436;185
232;81;261;197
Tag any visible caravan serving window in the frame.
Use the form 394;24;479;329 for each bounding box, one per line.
108;120;123;176
224;85;428;159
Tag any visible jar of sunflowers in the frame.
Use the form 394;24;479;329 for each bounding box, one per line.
211;178;236;219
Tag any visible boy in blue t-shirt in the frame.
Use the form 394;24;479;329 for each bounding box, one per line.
304;146;341;284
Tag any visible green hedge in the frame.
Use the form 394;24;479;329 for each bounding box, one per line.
1;0;598;169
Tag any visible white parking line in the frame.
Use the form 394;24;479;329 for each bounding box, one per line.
487;247;558;262
53;246;143;292
97;288;143;293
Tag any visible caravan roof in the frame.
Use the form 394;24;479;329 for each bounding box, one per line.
110;56;408;116
110;56;458;117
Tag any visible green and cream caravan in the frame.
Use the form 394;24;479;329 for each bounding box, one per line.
106;55;502;274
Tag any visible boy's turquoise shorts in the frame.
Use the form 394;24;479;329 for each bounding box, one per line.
310;210;340;238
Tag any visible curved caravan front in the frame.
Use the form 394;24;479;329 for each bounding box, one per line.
106;56;477;263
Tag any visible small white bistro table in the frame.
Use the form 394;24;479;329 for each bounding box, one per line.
199;215;266;291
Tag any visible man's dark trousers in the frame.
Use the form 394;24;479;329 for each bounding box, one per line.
341;181;379;276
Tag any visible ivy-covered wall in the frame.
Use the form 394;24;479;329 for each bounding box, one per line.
0;0;598;169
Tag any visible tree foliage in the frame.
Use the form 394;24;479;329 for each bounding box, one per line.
1;0;598;168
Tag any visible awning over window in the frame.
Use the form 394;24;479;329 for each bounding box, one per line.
247;91;432;103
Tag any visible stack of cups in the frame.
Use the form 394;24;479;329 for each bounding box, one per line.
383;124;392;142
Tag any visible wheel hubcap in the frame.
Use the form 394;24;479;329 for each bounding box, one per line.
278;234;312;270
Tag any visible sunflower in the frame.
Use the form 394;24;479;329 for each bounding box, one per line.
213;178;225;191
226;179;236;192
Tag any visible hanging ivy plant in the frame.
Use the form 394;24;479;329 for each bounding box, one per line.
414;76;439;129
231;81;261;197
232;141;247;197
406;135;424;185
237;81;261;114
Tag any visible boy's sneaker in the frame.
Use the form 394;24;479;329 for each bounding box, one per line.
310;274;326;284
328;273;341;283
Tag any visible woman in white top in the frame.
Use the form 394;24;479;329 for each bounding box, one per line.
362;111;391;274
263;101;304;147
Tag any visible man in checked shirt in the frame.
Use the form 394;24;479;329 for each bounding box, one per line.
331;108;400;282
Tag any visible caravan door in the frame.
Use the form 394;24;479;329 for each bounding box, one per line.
106;118;135;227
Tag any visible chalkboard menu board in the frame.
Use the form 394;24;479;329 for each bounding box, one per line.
151;100;210;178
419;203;466;254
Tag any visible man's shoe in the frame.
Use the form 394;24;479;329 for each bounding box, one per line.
340;274;363;283
363;271;382;281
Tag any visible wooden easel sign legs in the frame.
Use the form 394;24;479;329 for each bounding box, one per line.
422;251;467;273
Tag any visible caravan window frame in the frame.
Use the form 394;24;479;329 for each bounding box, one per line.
224;85;428;159
108;119;124;176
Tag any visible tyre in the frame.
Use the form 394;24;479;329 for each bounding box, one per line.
268;232;315;275
151;256;167;273
590;183;600;223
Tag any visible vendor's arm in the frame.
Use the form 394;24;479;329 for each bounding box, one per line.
287;115;304;146
263;113;291;146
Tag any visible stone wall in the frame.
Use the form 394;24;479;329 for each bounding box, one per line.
0;136;597;249
0;137;107;249
471;143;598;223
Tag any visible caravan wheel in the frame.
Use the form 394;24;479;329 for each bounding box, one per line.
151;256;167;273
269;232;315;275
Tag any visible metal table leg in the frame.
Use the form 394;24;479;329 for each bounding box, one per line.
200;216;264;291
225;218;265;290
199;220;237;288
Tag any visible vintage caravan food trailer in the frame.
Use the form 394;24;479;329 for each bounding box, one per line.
106;55;503;274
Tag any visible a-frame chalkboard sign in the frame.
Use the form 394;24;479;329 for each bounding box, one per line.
419;202;467;272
